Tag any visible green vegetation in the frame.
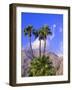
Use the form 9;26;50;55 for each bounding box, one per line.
29;56;56;76
24;24;56;76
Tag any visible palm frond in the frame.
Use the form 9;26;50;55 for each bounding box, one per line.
24;29;28;36
33;30;39;39
48;31;52;35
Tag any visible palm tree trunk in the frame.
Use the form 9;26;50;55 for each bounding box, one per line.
39;40;41;57
29;37;34;58
43;39;46;56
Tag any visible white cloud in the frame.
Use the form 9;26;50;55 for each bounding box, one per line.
32;38;43;49
50;24;56;40
32;38;49;50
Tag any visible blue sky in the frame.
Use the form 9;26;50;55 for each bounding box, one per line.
21;12;63;56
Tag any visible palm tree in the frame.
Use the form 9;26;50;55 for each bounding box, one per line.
32;30;40;56
38;25;52;56
32;25;52;57
42;25;52;56
33;29;42;57
24;25;34;57
33;29;44;57
38;29;44;57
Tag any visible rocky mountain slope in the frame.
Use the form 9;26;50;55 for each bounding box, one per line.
21;49;63;77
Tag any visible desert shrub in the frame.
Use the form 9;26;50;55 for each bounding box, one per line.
29;55;56;76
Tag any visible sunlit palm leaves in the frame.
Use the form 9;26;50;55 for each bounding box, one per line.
29;56;56;76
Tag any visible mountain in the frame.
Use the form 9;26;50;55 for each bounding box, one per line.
21;48;63;77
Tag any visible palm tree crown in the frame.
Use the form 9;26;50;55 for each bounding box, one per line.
24;25;33;36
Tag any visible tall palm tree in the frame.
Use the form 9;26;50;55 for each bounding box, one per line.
42;25;52;56
38;29;44;57
33;25;52;57
24;25;34;57
33;29;43;57
32;30;40;56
